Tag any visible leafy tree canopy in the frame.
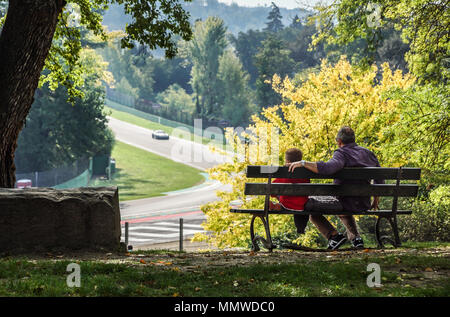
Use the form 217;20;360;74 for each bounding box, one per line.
1;0;193;99
156;83;195;114
181;16;228;118
310;0;449;83
217;49;255;126
230;29;267;85
254;35;295;109
15;49;115;173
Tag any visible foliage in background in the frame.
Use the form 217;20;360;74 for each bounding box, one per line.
254;35;295;109
182;16;228;119
382;83;450;241
399;198;450;242
311;0;449;83
115;77;139;99
180;16;254;126
15;49;114;173
156;84;195;117
264;2;284;33
230;29;267;86
217;50;256;126
98;38;194;100
381;84;449;170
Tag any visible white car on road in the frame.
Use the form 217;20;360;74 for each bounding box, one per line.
151;130;169;140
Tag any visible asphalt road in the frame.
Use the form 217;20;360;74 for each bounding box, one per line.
108;117;230;171
107;117;233;248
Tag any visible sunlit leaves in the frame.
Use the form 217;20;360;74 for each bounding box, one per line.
381;83;450;170
310;0;449;83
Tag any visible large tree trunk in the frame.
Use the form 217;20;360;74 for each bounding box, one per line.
0;0;65;187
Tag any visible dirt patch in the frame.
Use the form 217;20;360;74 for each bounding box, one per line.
6;245;449;268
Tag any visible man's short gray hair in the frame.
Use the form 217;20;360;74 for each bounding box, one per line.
336;126;355;144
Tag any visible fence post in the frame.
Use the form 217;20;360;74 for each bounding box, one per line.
179;218;183;252
125;222;129;248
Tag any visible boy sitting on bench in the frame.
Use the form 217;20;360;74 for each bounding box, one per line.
269;148;310;234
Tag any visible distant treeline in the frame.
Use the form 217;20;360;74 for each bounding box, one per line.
102;0;309;35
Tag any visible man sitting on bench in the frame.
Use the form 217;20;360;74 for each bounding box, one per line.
287;126;384;250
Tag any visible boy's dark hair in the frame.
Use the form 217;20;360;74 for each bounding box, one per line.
285;148;303;163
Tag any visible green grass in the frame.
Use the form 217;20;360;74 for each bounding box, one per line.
0;243;448;297
89;140;204;201
106;106;176;135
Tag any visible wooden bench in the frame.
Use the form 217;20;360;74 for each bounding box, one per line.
230;165;421;252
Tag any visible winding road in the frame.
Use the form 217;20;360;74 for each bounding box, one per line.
107;117;233;248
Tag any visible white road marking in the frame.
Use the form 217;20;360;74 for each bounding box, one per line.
124;222;203;230
121;221;206;244
122;229;203;238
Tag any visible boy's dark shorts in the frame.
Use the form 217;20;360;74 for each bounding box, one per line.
294;196;343;234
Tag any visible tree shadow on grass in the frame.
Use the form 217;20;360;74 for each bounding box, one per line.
102;168;168;199
91;167;200;201
114;168;161;185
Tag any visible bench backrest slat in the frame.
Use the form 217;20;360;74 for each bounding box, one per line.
246;166;421;180
244;183;419;197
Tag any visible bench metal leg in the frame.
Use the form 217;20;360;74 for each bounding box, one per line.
250;215;260;252
375;215;401;248
250;214;275;252
392;215;401;247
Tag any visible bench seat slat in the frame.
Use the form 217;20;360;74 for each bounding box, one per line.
247;166;421;180
244;183;418;197
230;208;413;216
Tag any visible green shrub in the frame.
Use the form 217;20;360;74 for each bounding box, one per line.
398;198;450;242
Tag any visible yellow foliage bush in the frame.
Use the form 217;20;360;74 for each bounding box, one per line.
193;57;415;248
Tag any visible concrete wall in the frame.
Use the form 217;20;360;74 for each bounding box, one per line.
0;187;121;253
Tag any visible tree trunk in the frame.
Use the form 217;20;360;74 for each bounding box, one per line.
0;0;65;187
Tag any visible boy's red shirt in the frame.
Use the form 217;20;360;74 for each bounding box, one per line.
272;178;310;211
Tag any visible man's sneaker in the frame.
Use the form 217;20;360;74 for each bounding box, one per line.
351;237;364;249
327;233;347;250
